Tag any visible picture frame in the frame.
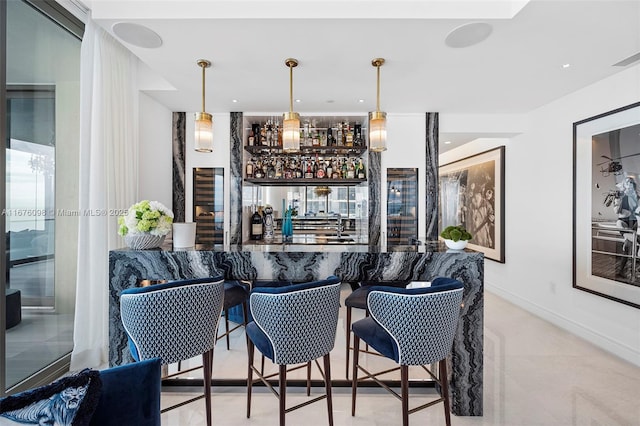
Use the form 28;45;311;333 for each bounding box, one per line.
439;146;505;263
573;101;640;308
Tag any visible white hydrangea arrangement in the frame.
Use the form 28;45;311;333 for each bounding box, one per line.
118;200;174;237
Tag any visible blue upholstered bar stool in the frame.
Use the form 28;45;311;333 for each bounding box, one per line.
216;280;251;349
344;279;409;379
120;276;225;426
246;276;342;426
351;277;464;426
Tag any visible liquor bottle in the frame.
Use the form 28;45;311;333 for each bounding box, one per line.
320;131;327;147
267;159;276;179
336;123;343;147
305;161;314;179
260;124;267;146
265;120;272;146
316;155;325;178
250;206;264;240
254;160;264;178
272;122;279;147
251;123;261;146
246;158;254;178
354;124;363;146
342;121;348;145
347;160;356;179
327;128;335;146
284;159;292;179
345;122;354;146
277;124;283;146
326;160;333;179
275;158;283;179
357;158;366;179
341;158;348;179
332;160;340;179
303;122;311;147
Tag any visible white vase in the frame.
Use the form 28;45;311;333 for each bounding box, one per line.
125;234;165;250
172;222;197;248
444;239;468;250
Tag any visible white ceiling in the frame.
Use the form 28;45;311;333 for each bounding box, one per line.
79;0;640;151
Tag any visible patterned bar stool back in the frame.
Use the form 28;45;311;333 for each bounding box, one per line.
249;278;341;365
246;276;342;426
120;276;225;426
351;277;464;426
367;282;463;366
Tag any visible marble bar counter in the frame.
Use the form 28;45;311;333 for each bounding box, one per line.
108;242;484;416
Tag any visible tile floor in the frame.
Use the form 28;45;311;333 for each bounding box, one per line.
158;289;640;425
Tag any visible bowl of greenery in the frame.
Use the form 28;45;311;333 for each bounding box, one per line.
440;225;472;250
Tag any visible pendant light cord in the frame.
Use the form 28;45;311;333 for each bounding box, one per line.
201;63;206;112
376;63;380;112
289;63;294;114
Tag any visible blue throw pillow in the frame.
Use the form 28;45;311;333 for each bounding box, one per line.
0;369;101;426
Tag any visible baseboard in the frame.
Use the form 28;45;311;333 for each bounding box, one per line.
485;283;640;367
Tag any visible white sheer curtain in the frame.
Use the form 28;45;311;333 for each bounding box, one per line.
71;16;139;369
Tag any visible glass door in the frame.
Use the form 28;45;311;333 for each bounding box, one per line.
193;168;224;245
387;168;418;247
3;0;82;393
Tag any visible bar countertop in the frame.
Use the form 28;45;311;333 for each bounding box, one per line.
115;239;467;253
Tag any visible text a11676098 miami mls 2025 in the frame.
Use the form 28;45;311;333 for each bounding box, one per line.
1;208;129;217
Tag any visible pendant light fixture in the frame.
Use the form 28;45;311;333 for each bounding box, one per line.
369;58;387;152
282;58;300;153
194;59;213;153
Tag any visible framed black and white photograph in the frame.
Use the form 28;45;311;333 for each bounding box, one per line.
439;146;505;263
574;101;640;308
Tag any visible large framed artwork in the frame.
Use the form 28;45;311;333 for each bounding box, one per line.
439;146;505;263
573;101;640;308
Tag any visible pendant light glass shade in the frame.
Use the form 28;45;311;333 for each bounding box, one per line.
283;111;300;153
194;112;213;152
195;59;213;153
282;58;300;153
369;58;387;152
369;111;387;152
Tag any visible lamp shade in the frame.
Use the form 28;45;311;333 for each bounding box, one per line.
194;112;213;152
369;111;387;152
283;112;300;153
283;58;300;153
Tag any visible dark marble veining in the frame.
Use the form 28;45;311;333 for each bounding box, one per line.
229;112;243;245
368;151;381;247
425;112;439;241
172;112;186;223
108;245;483;415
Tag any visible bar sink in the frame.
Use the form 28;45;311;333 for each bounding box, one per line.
315;236;355;244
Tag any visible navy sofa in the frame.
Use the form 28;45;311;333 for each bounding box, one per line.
0;358;161;426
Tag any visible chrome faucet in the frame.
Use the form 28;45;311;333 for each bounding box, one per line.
335;214;344;238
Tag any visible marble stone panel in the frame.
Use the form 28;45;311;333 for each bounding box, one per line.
172;112;186;222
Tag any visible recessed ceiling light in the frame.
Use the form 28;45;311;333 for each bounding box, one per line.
326;100;335;103
112;22;162;48
358;99;365;103
562;63;571;69
232;99;238;103
445;22;492;48
444;141;452;144
295;99;301;103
